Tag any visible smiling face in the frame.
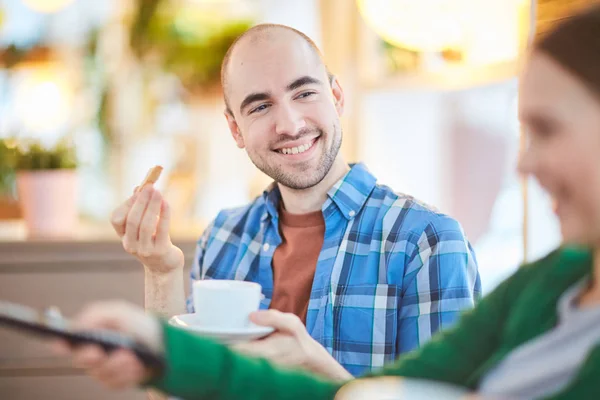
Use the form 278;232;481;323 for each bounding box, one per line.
222;28;345;190
518;51;600;246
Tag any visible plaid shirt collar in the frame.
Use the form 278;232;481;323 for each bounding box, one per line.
260;162;377;222
191;161;480;375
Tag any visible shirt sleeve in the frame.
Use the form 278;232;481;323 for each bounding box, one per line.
397;215;482;354
151;268;514;399
185;221;215;314
149;321;343;400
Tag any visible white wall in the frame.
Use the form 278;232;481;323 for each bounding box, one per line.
254;0;322;48
359;90;448;210
359;79;561;294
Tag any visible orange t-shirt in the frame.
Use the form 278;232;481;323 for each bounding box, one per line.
269;208;325;324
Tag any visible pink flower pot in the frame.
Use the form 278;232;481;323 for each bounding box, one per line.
16;170;78;239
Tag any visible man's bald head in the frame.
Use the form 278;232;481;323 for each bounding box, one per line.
220;23;331;115
218;23;346;192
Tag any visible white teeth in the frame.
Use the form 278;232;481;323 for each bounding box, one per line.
279;140;314;155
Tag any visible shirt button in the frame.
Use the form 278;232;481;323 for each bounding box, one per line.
263;243;270;252
348;210;356;217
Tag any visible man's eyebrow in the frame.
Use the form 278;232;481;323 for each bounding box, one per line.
286;76;323;91
239;92;271;114
238;76;324;114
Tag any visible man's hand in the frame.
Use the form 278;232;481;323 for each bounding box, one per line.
50;301;163;390
232;310;353;381
111;185;184;274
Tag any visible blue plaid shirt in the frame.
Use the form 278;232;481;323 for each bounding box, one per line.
187;163;481;376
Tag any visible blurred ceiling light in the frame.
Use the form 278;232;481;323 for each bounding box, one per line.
21;0;76;14
357;0;531;65
14;65;73;133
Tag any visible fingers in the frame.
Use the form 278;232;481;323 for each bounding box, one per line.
231;341;253;354
154;200;171;246
69;301;164;355
233;335;301;366
72;344;106;369
71;301;138;332
138;190;164;254
249;310;303;334
50;339;72;356
110;193;138;238
123;186;153;253
122;186;170;257
114;181;172;258
233;336;283;359
46;301;159;391
89;349;147;389
69;345;147;390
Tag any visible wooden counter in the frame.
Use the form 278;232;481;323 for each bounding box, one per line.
0;235;197;400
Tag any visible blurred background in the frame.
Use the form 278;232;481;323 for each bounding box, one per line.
0;1;596;398
3;0;590;285
0;0;564;287
4;0;596;294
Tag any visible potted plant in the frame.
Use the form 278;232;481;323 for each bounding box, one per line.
0;139;21;219
129;0;253;95
14;140;78;238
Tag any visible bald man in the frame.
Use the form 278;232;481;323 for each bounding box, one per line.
110;24;481;380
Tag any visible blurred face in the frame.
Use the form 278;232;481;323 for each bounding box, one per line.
223;32;344;190
518;52;600;246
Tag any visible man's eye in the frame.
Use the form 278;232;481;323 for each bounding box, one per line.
296;92;316;99
250;104;270;114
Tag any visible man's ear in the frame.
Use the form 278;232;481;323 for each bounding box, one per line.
225;110;245;148
330;76;345;116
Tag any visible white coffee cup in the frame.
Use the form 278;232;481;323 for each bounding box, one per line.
192;280;263;329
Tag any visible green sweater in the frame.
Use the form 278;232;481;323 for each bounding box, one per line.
150;246;600;399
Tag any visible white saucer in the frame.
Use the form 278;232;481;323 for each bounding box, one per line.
168;313;274;344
